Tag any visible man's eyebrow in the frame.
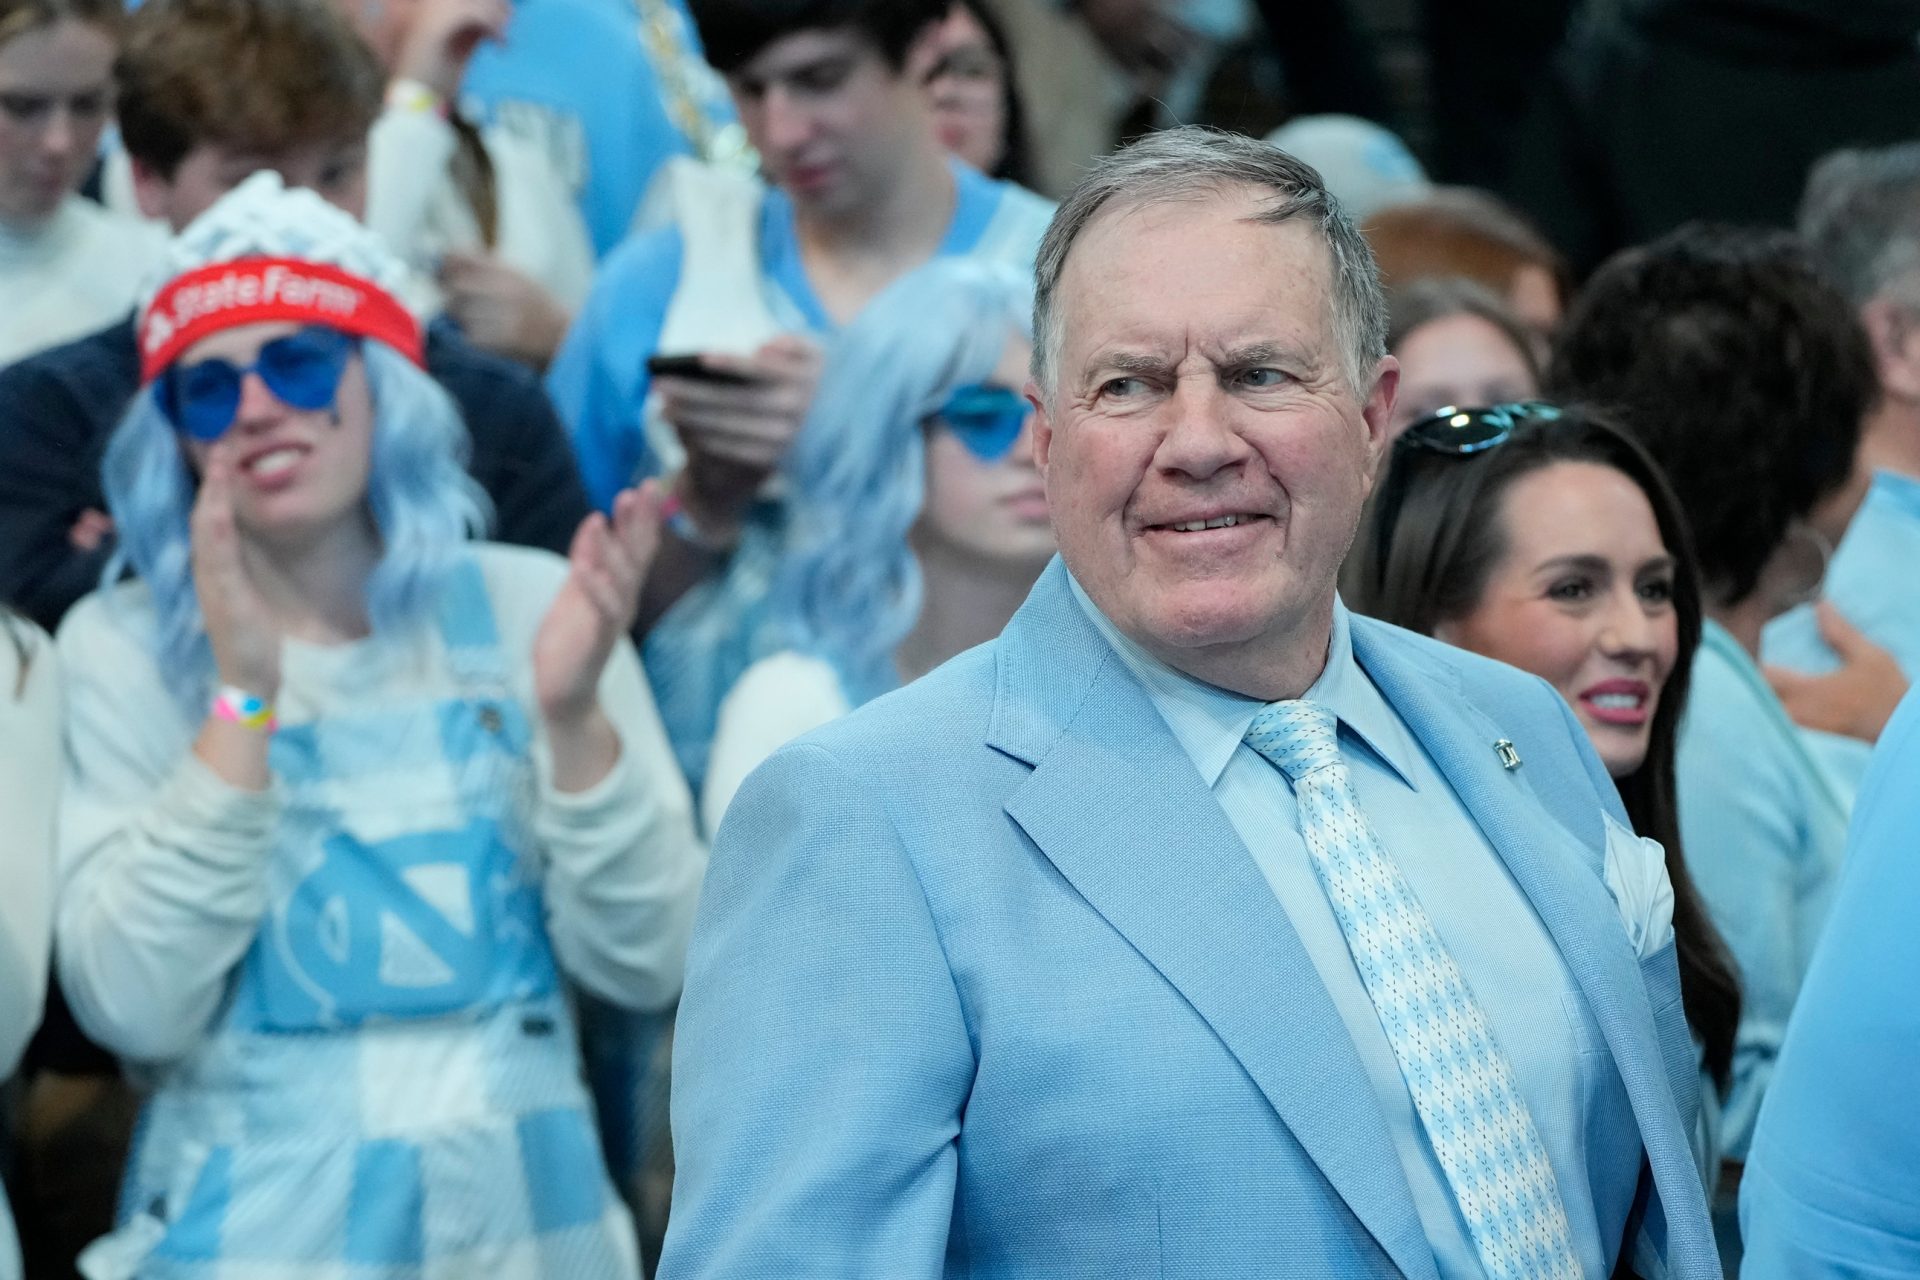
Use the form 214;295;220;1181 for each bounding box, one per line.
1085;350;1172;377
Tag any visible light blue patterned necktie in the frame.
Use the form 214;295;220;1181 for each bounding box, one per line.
1245;700;1582;1280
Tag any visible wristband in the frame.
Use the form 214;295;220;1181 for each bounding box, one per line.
213;686;277;732
385;77;450;120
660;491;737;555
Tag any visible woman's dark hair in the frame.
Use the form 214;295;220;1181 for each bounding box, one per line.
944;0;1031;188
691;0;948;76
1549;223;1876;606
1386;275;1542;384
1353;405;1742;1091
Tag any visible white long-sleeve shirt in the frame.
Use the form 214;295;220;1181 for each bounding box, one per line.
54;544;703;1065
0;618;59;1280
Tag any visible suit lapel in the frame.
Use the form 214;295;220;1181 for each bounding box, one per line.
1350;620;1706;1270
992;568;1438;1280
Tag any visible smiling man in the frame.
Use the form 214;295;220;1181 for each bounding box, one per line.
660;127;1717;1280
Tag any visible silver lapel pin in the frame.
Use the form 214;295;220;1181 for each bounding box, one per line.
1494;739;1522;771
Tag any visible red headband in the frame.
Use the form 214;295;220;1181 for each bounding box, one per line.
139;257;425;383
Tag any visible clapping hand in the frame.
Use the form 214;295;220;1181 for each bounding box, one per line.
533;481;664;733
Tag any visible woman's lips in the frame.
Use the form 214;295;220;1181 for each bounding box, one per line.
1579;678;1654;726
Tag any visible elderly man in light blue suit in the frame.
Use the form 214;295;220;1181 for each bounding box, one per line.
659;127;1717;1279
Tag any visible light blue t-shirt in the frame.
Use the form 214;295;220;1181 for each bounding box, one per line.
1763;468;1920;798
460;0;733;257
1676;621;1850;1162
1071;582;1646;1280
547;160;1054;510
1739;687;1920;1277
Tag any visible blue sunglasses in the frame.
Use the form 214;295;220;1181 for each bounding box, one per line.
156;326;358;442
935;384;1031;462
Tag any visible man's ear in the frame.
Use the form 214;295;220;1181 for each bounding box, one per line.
1861;295;1920;402
1357;355;1400;495
1026;379;1053;477
128;156;174;223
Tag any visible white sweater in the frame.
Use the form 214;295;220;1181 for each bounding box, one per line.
54;544;703;1065
0;619;59;1280
0;197;165;364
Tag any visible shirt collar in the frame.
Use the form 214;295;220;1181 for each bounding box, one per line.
1066;574;1421;791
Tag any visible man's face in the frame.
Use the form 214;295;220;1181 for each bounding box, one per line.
132;136;369;231
1032;189;1396;678
726;27;928;218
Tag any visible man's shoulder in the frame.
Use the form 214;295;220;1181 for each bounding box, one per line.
795;643;1002;768
0;316;138;424
1350;611;1565;714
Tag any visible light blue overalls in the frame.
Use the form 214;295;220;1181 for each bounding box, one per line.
85;557;640;1280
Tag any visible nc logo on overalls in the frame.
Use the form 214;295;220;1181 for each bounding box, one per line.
245;817;554;1030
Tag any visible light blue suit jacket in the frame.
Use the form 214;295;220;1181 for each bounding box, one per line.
660;562;1718;1279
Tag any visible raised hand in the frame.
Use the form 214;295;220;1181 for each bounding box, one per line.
533;481;664;731
190;444;281;702
394;0;509;100
439;251;572;368
1765;601;1911;743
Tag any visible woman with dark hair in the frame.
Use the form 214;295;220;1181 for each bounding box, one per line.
1550;225;1882;1178
1386;276;1541;436
1354;401;1742;1181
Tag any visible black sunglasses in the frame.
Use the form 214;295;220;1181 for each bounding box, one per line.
1396;401;1564;456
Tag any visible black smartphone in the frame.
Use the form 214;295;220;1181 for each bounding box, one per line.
645;353;759;385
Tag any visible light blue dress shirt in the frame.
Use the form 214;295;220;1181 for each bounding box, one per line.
1070;582;1643;1279
1676;621;1849;1162
1739;687;1920;1277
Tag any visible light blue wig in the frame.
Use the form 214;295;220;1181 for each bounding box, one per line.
102;340;492;715
770;257;1034;706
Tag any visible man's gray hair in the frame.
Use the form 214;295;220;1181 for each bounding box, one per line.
1031;125;1388;400
1799;143;1920;308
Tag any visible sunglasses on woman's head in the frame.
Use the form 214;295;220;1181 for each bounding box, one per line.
156;326;358;442
935;384;1031;463
1396;401;1564;457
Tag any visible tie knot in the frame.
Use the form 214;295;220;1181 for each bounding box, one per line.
1245;700;1342;781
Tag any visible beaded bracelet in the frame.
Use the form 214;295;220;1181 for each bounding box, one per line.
212;686;277;732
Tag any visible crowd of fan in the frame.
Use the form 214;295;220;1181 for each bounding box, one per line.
2;0;1918;1275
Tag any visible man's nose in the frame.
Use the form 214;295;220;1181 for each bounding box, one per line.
1155;376;1250;479
759;87;817;153
38;106;78;160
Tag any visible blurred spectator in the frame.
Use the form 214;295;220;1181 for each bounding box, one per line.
462;0;736;257
922;0;1030;186
1550;226;1877;1189
0;0;593;638
702;258;1046;832
1505;0;1920;276
1266;114;1428;224
1364;188;1569;357
1385;277;1540;435
0;0;162;364
549;0;1051;788
1739;686;1920;1278
1764;145;1920;746
0;613;57;1280
59;173;699;1276
1354;401;1741;1182
345;0;596;367
1422;0;1575;187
